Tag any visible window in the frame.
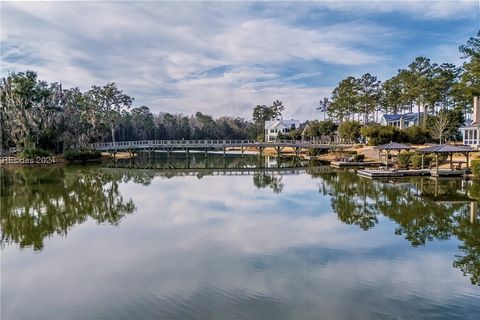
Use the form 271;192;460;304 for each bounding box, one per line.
464;129;479;146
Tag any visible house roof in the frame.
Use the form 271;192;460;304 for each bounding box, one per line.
376;142;413;151
265;119;300;130
265;120;280;130
416;144;476;154
460;121;480;129
383;113;422;122
299;123;309;134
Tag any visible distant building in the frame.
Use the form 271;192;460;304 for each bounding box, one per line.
264;118;300;142
460;97;480;148
381;113;422;129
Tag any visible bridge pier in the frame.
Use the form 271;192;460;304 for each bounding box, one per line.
295;147;301;157
274;146;285;157
147;148;154;158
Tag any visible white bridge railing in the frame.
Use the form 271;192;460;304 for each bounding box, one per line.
90;140;256;149
89;139;355;150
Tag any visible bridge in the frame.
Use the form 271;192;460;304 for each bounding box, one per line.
89;140;355;157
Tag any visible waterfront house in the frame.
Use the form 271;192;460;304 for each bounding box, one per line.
265;118;300;142
460;96;480;148
381;113;422;129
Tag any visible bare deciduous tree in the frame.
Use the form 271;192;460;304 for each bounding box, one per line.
430;112;450;144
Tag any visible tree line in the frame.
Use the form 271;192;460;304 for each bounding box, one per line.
320;30;479;125
0;74;258;153
1;31;478;152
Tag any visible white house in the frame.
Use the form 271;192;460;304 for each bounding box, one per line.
264;118;300;142
380;113;422;129
460;97;480;148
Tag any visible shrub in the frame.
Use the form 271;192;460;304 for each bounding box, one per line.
470;178;480;200
63;148;102;162
403;126;430;145
353;154;365;162
411;155;422;168
472;160;480;178
397;151;415;169
304;120;338;141
334;150;357;161
338;121;362;142
361;125;402;146
308;148;328;156
318;120;338;139
410;154;433;169
21;148;51;159
256;133;265;142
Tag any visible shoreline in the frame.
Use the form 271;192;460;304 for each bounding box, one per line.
2;146;479;170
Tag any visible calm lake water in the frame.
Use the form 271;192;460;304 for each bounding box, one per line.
1;154;479;320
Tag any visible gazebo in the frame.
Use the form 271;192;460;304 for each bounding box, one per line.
415;144;476;174
376;142;414;166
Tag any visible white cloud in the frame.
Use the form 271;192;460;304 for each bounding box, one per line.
0;1;476;120
319;0;478;20
2;172;478;319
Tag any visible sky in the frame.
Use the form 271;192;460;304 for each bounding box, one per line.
1;1;479;120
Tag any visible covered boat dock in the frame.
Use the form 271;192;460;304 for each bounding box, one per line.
416;144;476;177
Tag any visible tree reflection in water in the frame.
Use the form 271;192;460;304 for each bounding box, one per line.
0;166;137;251
1;165;478;285
311;169;479;286
253;173;284;194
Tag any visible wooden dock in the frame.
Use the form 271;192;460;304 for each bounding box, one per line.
358;169;431;179
330;161;382;168
430;169;467;178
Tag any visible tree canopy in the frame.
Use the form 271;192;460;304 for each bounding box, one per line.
321;30;479;128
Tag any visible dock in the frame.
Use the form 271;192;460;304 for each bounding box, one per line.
430;169;468;178
358;169;431;179
330;161;382;168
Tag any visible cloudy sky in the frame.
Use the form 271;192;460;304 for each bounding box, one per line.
1;1;479;120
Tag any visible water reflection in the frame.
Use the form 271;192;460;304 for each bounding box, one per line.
1;164;479;288
311;170;480;285
0;166;136;250
253;173;284;194
106;152;317;170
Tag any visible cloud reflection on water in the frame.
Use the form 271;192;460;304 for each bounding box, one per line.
1;167;479;319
